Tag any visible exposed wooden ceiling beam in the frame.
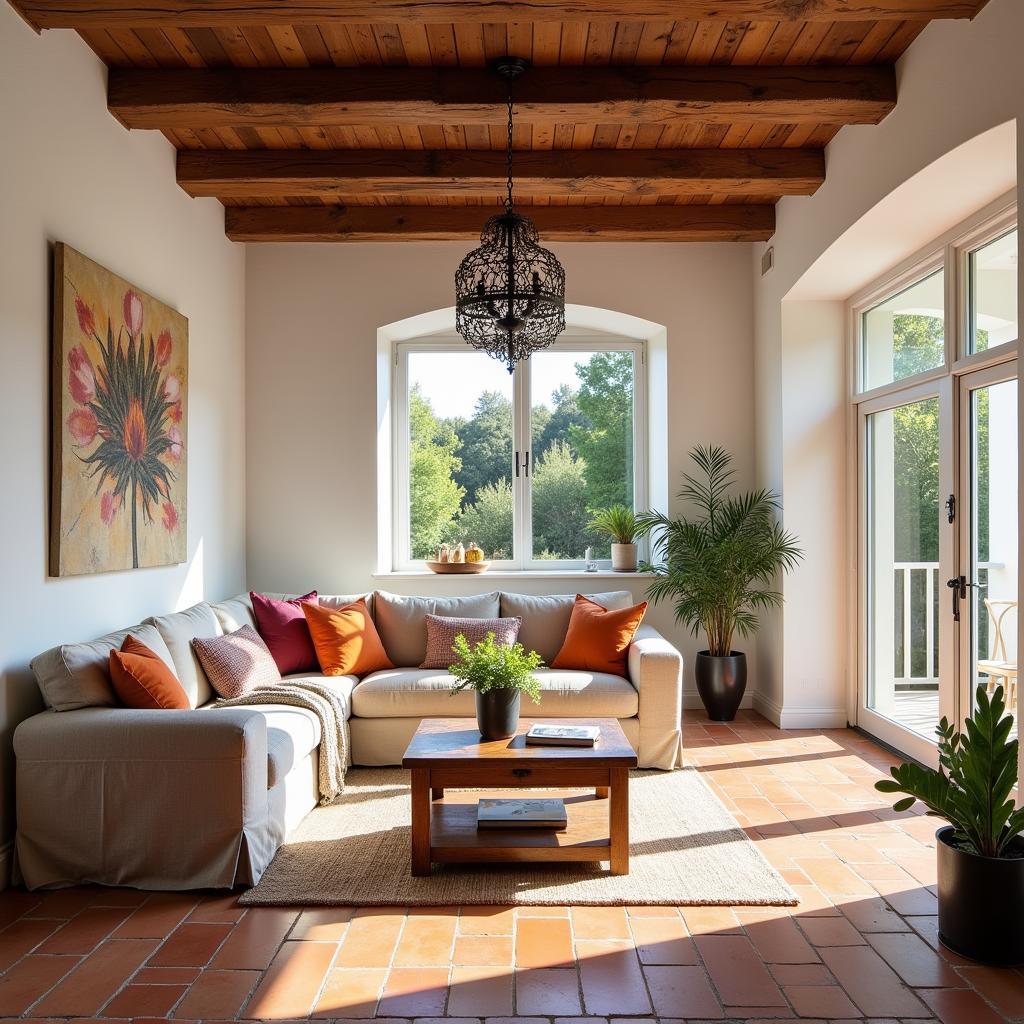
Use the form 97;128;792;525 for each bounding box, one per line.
177;149;824;199
109;66;896;130
13;0;986;30
224;203;776;242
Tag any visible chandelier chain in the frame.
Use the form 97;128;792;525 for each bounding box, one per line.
505;81;514;211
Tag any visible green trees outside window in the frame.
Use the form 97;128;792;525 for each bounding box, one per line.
407;350;636;561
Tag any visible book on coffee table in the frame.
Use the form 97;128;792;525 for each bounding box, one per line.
477;798;568;830
524;724;600;747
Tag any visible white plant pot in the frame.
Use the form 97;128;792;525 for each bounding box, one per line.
611;543;637;572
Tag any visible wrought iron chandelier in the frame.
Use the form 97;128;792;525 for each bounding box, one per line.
455;57;566;373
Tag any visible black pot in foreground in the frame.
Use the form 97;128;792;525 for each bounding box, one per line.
475;689;521;741
937;825;1024;965
695;651;747;721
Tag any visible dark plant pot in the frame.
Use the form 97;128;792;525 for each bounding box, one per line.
475;689;521;741
937;825;1024;965
695;651;747;722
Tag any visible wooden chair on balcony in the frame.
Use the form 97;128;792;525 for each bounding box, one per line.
980;599;1018;706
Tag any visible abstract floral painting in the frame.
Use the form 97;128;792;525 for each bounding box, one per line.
51;244;187;576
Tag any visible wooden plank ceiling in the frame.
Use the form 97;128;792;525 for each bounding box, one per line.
10;0;991;241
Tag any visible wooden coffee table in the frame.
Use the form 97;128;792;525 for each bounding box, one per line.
401;717;638;877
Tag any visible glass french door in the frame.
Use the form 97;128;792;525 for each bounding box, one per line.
858;364;1018;764
859;381;955;764
957;363;1019;733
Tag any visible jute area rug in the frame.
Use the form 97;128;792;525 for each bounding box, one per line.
240;767;796;908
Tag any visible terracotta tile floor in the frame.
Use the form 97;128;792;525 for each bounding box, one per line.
1;711;1022;1022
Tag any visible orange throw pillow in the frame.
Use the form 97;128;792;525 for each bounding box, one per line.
303;599;394;677
109;635;190;710
551;594;648;677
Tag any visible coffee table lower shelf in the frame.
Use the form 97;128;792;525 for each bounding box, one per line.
410;777;630;876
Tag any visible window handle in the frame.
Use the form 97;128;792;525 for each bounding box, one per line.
524;451;530;477
514;451;520;478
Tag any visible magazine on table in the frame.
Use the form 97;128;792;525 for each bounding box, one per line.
524;724;600;747
477;798;568;830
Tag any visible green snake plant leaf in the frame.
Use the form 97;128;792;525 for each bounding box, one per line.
875;685;1024;858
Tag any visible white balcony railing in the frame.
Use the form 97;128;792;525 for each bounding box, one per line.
894;561;999;685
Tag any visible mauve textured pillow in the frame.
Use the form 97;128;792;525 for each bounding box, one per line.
421;614;523;669
251;590;319;675
192;625;282;699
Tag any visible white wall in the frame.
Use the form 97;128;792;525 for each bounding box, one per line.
245;241;756;710
752;0;1023;727
0;4;247;852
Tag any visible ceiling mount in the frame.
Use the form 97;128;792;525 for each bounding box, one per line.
491;56;531;80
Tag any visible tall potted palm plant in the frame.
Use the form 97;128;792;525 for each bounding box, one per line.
637;445;802;721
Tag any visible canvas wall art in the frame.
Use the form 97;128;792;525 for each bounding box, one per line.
51;244;188;577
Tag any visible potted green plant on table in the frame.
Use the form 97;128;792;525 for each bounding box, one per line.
449;632;543;740
875;684;1024;965
636;445;802;721
588;504;641;572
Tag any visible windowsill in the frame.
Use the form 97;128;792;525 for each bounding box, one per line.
373;569;656;580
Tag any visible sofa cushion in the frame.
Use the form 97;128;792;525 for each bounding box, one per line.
31;622;176;711
317;593;375;615
211;594;257;633
498;591;634;664
373;591;500;667
147;602;223;708
352;668;638;719
262;673;357;788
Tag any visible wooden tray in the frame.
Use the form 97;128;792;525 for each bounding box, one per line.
425;560;491;574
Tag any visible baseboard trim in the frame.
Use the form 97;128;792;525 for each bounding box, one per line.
753;692;847;730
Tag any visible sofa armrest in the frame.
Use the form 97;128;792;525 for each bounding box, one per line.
14;707;275;891
14;706;267;763
628;624;684;769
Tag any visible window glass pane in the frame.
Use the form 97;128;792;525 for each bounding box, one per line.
968;378;1017;739
865;398;941;740
406;351;513;561
861;270;945;391
969;229;1018;353
530;350;635;560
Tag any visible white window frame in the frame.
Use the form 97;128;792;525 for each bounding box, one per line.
391;337;648;572
850;192;1018;405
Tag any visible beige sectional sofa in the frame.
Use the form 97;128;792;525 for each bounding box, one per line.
15;589;684;891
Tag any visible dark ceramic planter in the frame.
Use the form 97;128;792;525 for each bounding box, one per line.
937;825;1024;965
695;651;747;721
475;689;521;741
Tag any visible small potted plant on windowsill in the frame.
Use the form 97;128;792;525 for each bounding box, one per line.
875;684;1024;966
636;445;802;721
588;504;640;572
449;632;543;740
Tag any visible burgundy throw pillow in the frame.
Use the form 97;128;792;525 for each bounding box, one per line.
421;614;522;669
250;590;319;675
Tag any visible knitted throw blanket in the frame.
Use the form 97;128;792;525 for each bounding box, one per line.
212;679;349;805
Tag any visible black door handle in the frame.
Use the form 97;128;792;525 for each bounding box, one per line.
946;575;975;621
